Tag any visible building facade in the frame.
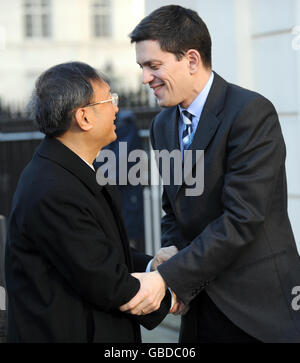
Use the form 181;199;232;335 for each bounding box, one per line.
0;0;145;108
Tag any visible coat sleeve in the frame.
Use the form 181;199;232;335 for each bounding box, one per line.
25;186;140;312
130;247;152;272
157;96;286;304
130;246;172;330
132;289;172;330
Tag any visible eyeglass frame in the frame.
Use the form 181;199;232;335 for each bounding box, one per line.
83;93;119;108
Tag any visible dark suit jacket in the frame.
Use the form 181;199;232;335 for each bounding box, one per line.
5;137;170;343
150;72;300;343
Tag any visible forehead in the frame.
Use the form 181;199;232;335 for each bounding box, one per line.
90;79;110;98
135;40;177;65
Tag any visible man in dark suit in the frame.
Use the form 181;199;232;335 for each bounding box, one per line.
5;62;171;343
124;5;300;343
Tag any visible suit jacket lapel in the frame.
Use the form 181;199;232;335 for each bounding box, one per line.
163;106;180;153
178;72;228;192
189;72;228;153
190;109;220;152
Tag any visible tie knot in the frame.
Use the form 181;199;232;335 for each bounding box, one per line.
182;110;193;125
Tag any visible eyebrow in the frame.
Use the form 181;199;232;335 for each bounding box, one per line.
137;60;162;67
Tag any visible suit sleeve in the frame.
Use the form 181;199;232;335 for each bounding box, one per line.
26;187;140;312
157;96;286;304
150;118;186;250
130;247;152;272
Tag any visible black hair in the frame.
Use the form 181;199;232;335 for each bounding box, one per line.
29;61;103;137
130;5;212;68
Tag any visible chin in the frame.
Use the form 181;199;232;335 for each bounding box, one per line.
107;133;117;145
157;97;178;108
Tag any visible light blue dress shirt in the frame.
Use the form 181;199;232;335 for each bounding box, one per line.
178;72;214;156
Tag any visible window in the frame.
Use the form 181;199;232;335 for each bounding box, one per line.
92;0;112;38
23;0;52;38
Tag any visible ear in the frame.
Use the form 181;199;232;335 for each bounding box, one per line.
186;49;202;74
74;108;93;131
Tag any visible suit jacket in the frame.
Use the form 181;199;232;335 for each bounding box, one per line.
150;72;300;343
5;137;170;343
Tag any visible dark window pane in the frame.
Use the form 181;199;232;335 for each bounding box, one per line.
41;14;50;37
41;0;50;7
25;14;33;37
24;0;32;8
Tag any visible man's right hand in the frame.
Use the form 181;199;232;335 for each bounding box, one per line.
150;245;179;271
150;245;190;316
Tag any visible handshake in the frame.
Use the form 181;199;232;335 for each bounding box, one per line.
119;246;189;317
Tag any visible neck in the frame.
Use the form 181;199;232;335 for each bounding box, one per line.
56;133;100;165
180;68;212;109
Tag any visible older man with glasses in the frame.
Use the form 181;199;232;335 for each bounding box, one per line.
5;61;173;343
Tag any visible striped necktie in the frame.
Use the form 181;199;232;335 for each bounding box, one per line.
182;110;194;151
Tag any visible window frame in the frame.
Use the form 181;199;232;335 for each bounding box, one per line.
23;0;52;39
91;0;112;39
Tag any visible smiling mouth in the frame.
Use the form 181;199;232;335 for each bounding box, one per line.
152;84;165;95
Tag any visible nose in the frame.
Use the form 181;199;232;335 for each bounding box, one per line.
114;104;119;114
142;68;154;85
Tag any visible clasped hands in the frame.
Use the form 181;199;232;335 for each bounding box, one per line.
119;246;189;316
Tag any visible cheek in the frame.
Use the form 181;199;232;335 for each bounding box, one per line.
164;67;189;91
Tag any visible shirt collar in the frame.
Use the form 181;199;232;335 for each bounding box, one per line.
178;72;214;120
78;155;95;171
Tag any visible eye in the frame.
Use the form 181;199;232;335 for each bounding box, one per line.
150;64;159;70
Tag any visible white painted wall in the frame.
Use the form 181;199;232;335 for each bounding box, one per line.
247;0;300;252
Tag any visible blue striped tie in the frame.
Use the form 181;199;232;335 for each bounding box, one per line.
182;110;194;151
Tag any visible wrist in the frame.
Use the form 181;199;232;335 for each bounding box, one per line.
154;270;167;290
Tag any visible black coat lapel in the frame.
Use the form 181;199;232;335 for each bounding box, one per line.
36;137;102;196
36;137;134;271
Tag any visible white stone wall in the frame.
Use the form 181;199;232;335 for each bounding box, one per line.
246;0;300;253
0;0;145;107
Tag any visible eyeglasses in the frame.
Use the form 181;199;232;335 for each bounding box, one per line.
84;93;119;108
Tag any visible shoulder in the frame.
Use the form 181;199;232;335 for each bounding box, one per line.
224;85;283;149
22;155;93;209
226;81;276;115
